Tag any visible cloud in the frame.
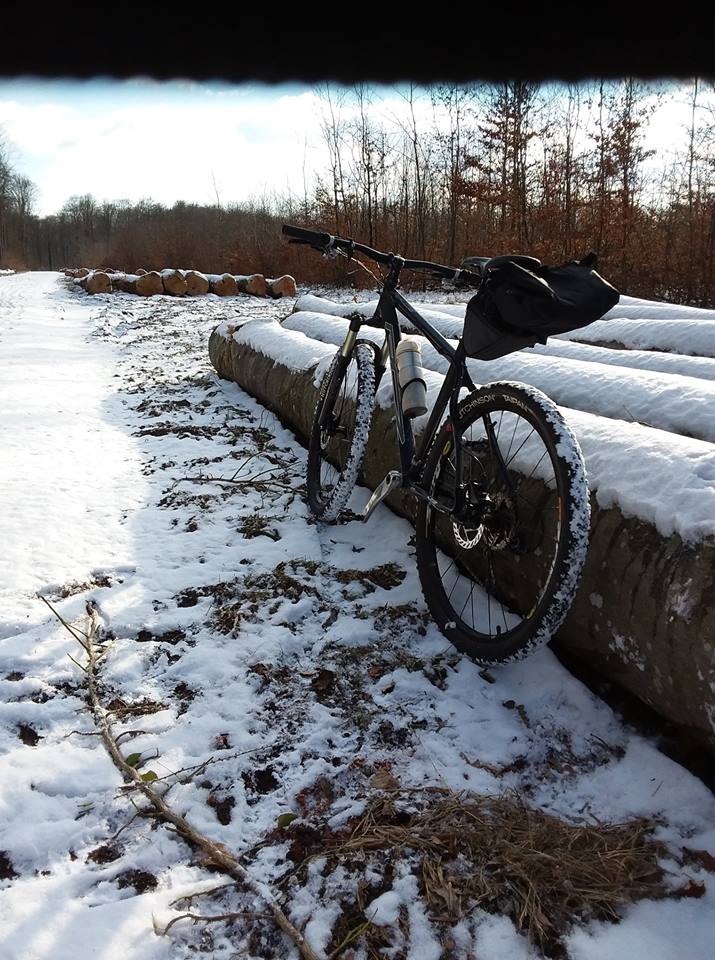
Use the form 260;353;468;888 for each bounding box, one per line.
0;82;329;215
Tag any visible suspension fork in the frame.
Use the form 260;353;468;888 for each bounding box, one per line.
448;362;468;517
317;315;362;430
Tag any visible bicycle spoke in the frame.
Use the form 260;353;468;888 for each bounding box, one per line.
504;425;536;471
523;447;549;484
503;414;520;464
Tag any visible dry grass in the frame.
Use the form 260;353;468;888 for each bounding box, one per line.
326;789;667;954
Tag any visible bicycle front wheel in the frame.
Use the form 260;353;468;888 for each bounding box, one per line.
306;341;376;522
415;381;590;664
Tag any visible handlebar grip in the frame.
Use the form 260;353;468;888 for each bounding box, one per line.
282;224;333;247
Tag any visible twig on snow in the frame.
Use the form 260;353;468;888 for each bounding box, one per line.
169;881;238;907
154;909;272;937
43;597;321;960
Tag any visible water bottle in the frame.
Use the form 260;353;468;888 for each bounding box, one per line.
395;339;428;418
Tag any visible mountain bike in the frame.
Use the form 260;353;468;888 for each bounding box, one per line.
282;224;595;665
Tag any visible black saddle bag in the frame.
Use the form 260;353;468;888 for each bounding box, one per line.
463;253;620;360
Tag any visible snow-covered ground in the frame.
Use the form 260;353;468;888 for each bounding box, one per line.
1;273;714;960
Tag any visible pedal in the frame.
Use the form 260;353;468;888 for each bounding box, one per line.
361;470;402;521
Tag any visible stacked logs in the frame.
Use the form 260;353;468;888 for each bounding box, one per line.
63;268;296;299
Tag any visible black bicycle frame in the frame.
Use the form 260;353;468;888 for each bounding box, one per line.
344;260;478;519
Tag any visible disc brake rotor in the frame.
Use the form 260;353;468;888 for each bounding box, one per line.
453;521;484;549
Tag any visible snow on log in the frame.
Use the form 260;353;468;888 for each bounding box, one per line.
135;268;147;276
160;268;188;296
285;311;715;445
295;293;464;337
269;275;298;298
528;337;715;382
559;317;715;357
208;317;715;754
183;270;210;296
209;273;238;297
602;294;715;321
296;294;715;359
135;271;164;296
113;273;138;293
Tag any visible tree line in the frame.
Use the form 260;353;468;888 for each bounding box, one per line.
1;79;714;304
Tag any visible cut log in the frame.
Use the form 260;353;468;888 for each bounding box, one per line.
135;271;164;296
114;273;138;293
81;271;113;294
269;275;297;298
235;273;269;297
161;269;188;296
183;270;210;296
208;319;715;755
135;268;147;276
210;273;238;297
75;267;90;279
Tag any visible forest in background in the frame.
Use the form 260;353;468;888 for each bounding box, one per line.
1;79;714;304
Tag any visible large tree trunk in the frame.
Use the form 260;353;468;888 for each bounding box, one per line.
268;275;297;298
79;271;112;294
210;273;238;296
136;271;164;296
183;270;209;295
113;273;138;293
236;274;270;297
161;269;188;296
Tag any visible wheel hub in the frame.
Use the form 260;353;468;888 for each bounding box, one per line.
482;493;517;550
452;490;517;551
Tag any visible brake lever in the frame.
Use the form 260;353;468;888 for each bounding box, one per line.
288;238;334;256
322;238;340;260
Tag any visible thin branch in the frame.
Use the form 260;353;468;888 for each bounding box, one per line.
39;595;89;645
110;809;153;841
155;910;272;937
67;653;88;673
60;600;321;960
170;881;238;907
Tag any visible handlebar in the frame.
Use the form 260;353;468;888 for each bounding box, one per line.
282;224;333;249
282;224;485;286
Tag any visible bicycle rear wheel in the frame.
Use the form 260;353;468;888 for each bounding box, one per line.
415;382;590;664
306;342;376;522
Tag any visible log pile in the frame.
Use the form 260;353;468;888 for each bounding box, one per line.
63;267;296;299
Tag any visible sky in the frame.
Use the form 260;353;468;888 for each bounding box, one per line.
0;78;706;217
